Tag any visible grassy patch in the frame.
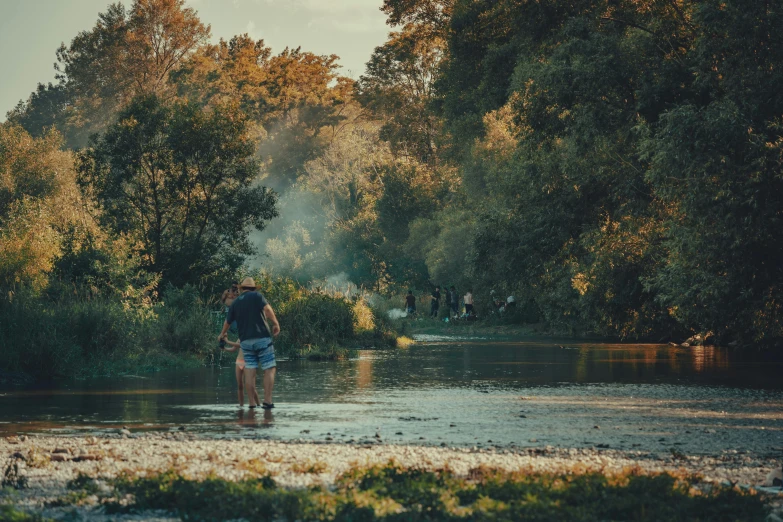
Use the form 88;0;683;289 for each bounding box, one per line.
101;462;769;521
46;473;103;508
238;458;273;477
294;344;355;361
290;460;329;474
0;505;53;522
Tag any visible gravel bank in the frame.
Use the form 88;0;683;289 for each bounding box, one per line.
2;433;781;521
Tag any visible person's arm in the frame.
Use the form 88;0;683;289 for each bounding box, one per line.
222;338;240;352
221;290;228;305
263;305;281;336
218;321;230;342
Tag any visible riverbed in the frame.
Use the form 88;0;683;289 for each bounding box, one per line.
2;335;782;457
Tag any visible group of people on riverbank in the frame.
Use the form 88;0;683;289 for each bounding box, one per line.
406;286;474;319
218;278;281;410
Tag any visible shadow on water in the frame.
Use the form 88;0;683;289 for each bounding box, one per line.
2;338;783;453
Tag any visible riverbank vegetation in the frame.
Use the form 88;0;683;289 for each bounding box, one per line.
3;0;783;381
0;273;400;381
36;463;768;521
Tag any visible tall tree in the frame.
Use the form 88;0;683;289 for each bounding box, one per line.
0;124;86;291
359;24;444;165
381;0;454;36
174;37;354;187
77;95;277;286
10;0;210;148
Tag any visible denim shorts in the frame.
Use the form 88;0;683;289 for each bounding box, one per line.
240;337;276;370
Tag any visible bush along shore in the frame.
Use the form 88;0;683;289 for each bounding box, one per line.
0;273;403;384
1;435;779;521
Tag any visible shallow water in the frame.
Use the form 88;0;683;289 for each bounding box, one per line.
2;337;783;454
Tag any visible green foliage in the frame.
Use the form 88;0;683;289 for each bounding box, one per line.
0;504;52;522
109;470;314;521
7;0;783;347
382;0;783;343
106;463;769;521
154;285;214;357
358;24;444;165
276;293;355;357
0;285;211;381
77;95;278;288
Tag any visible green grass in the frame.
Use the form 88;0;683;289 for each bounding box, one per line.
98;462;768;521
0;505;53;522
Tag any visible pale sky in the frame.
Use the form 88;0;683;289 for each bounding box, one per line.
0;0;391;121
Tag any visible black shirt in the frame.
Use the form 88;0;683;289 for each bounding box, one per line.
226;291;271;341
431;289;441;302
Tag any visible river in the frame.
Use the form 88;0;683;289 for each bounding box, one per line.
2;335;782;455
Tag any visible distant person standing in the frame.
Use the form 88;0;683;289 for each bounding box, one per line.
430;285;441;318
405;290;417;316
464;289;474;316
219;277;281;409
221;281;239;308
449;286;458;317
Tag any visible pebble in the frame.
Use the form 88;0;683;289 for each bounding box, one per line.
2;434;781;521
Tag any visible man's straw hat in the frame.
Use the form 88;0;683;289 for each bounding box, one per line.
239;277;257;290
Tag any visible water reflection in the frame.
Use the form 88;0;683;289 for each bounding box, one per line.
1;339;782;453
235;408;274;428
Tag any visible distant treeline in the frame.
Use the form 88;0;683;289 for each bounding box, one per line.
3;0;783;346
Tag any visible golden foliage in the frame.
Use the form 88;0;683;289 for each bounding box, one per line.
0;124;95;292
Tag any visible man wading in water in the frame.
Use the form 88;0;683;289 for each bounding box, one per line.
219;277;281;409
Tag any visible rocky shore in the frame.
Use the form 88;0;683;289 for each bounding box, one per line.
2;433;781;521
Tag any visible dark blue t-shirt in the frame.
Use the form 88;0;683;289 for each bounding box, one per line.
226;291;271;341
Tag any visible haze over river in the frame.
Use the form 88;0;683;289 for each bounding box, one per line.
2;335;783;456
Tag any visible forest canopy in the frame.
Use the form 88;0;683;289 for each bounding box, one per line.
4;0;783;346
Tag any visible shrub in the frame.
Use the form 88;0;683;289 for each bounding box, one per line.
353;299;375;332
149;285;213;357
276;293;355;357
0;284;213;381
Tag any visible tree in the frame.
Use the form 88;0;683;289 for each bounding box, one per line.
359;24;444;165
77;95;277;286
258;47;354;187
174;36;355;188
6;83;69;141
642;0;783;343
381;0;454;36
0;124;85;292
10;0;210;148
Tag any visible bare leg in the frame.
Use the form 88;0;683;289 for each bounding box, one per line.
263;367;276;405
244;368;258;407
253;388;260;407
235;365;244;406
